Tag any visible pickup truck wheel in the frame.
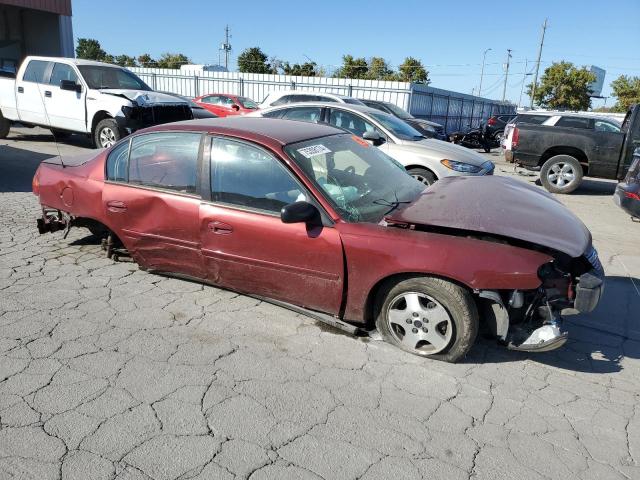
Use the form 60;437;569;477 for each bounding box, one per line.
94;119;122;148
407;167;436;186
375;277;479;362
0;114;10;139
540;155;583;194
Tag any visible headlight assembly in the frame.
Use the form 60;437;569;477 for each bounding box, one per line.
440;159;482;173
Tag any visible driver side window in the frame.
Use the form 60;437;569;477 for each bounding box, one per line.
210;138;306;213
329;110;377;137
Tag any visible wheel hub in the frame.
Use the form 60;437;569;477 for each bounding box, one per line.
547;163;575;187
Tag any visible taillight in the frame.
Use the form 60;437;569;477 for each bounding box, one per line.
625;191;640;201
32;170;40;196
487;117;497;126
511;127;519;149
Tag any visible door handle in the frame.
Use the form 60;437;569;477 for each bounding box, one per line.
107;200;127;213
44;91;52;98
208;221;233;234
17;86;23;93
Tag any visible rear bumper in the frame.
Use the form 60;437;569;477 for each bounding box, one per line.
614;183;640;218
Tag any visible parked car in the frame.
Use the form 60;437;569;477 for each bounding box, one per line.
250;102;493;185
0;56;193;148
483;114;517;142
32;117;604;361
260;90;366;108
159;92;217;119
502;113;554;162
614;147;640;219
194;93;259;117
359;99;446;140
510;106;639;193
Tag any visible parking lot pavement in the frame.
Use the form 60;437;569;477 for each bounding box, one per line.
1;130;640;480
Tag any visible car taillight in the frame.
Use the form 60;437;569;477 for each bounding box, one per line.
32;171;40;196
511;127;519;149
487;117;497;126
625;191;640;200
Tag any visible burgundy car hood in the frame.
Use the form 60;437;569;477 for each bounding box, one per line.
386;176;591;257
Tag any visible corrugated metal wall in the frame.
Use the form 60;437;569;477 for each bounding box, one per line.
0;0;71;15
130;67;515;133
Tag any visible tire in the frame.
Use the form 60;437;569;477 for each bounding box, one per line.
375;276;479;362
407;167;437;186
493;131;503;142
540;155;583;194
50;129;71;139
93;118;122;149
0;112;10;139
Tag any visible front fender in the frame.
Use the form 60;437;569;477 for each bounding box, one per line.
337;223;551;322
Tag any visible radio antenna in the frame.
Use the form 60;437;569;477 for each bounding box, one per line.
35;79;66;168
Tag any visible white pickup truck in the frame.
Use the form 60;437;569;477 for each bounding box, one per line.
0;56;193;148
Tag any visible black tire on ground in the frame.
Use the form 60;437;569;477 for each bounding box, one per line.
50;129;71;139
93;118;123;149
407;167;437;186
0;113;10;139
493;131;503;142
375;276;479;363
539;154;584;194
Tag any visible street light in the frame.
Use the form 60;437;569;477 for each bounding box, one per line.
478;48;492;97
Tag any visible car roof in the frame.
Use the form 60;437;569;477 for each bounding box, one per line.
260;101;385;116
140;117;345;145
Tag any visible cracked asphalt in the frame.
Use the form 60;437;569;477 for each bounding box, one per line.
1;128;640;480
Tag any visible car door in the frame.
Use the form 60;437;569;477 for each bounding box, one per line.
45;62;86;132
16;59;52;126
327;107;391;154
590;119;625;178
198;95;225;116
102;131;205;279
199;136;344;314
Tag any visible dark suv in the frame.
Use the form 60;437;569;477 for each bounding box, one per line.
360;99;447;140
483;114;517;141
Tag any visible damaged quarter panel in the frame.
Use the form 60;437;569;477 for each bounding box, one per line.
336;222;552;322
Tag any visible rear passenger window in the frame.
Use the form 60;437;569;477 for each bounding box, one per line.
106;140;130;182
556;117;592;129
23;60;50;83
271;95;294;106
128;132;201;194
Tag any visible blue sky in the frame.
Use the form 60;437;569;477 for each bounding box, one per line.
72;0;640;108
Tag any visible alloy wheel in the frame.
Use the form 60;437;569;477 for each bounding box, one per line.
547;163;576;188
99;127;117;148
386;292;453;355
411;174;433;185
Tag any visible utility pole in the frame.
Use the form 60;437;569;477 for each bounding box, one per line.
530;18;548;109
518;59;528;108
501;49;512;102
220;25;232;70
478;48;491;97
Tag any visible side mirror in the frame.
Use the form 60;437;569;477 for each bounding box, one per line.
281;201;321;225
60;80;81;93
362;131;385;146
232;104;240;111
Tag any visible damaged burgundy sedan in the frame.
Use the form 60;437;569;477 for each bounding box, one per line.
32;118;604;362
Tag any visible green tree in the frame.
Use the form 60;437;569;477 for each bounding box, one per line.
237;47;271;74
367;57;393;80
397;57;429;84
282;61;317;77
610;75;640;112
527;61;596;110
114;55;137;67
334;55;368;79
137;53;157;67
156;53;190;69
75;38;107;61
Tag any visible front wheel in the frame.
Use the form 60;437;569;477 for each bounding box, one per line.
93;118;123;149
407;167;437;186
375;277;479;362
540;155;583;194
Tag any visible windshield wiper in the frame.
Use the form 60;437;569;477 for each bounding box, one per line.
373;191;411;215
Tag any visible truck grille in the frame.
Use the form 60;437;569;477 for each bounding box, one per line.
138;104;193;126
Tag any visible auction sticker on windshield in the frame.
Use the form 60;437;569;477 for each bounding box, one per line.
297;144;332;158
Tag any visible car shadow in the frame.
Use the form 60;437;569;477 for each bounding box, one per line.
0;145;54;192
7;130;94;148
531;177;617;196
468;275;640;373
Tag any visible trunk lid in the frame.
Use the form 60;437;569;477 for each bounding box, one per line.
385;176;591;257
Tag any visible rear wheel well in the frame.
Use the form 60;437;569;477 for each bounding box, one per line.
539;147;589;175
362;272;472;329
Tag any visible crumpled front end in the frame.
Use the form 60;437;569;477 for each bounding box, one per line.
116;102;194;133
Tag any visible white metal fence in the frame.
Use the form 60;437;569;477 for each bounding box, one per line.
130;67;516;134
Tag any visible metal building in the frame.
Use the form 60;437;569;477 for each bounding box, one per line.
0;0;73;74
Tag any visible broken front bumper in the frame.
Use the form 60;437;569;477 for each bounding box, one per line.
574;247;604;313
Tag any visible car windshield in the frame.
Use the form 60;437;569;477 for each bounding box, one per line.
78;65;151;90
370;112;424;141
238;97;258;109
285;134;425;223
382;102;414;119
